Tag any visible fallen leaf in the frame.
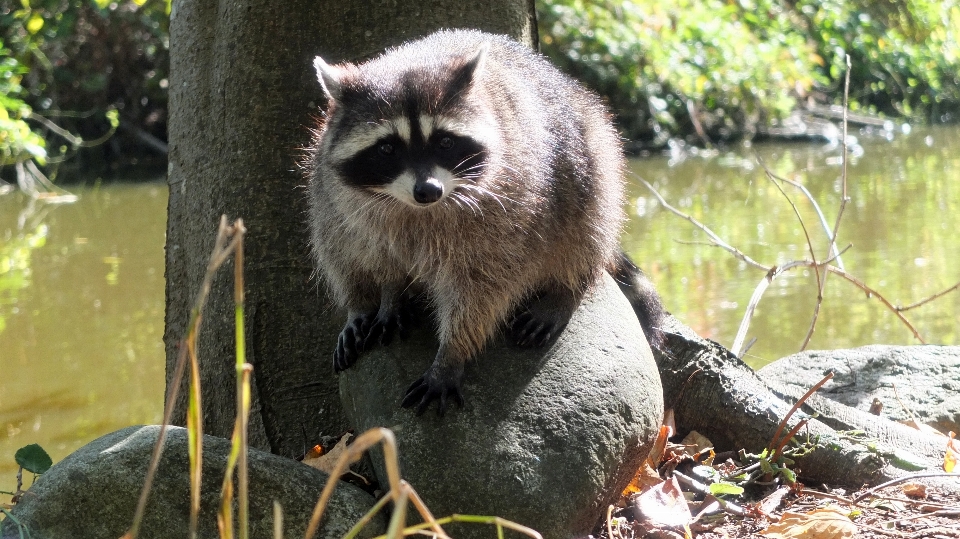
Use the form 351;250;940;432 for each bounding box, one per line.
680;430;713;457
901;482;927;499
623;461;662;496
623;423;672;496
868;398;883;415
305;444;324;459
945;431;958;473
303;432;353;473
761;508;857;539
634;476;693;530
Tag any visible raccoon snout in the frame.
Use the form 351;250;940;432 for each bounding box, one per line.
413;178;444;204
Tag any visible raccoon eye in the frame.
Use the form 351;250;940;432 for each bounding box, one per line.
378;143;395;156
438;136;455;150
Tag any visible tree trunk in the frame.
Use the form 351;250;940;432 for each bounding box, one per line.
165;0;537;456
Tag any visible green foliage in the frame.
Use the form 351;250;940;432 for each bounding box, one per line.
0;40;46;165
795;0;960;120
539;0;960;144
14;443;53;475
0;0;169;162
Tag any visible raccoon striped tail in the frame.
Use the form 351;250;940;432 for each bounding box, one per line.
611;250;666;351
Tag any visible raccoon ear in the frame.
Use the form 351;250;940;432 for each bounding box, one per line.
314;55;343;101
448;42;489;96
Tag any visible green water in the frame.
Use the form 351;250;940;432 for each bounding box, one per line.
623;125;960;366
1;125;958;497
0;183;167;496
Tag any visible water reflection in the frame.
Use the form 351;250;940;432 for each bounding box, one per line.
0;182;167;496
623;124;960;368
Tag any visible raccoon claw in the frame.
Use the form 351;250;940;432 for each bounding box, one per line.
401;364;464;416
333;313;374;372
510;311;561;348
363;309;407;349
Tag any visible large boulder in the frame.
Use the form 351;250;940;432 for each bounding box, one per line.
1;425;384;539
339;273;664;539
758;345;960;433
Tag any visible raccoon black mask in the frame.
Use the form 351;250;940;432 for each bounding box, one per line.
314;46;491;207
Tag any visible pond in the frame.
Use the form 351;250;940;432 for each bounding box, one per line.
1;125;958;497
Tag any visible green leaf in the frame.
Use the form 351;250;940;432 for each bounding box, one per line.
889;448;927;471
709;482;744;496
26;13;44;34
780;467;797;483
105;108;119;128
15;443;53;474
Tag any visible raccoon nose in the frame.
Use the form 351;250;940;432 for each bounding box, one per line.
413;178;444;204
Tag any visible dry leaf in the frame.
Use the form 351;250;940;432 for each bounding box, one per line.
901;482;927;499
623;460;663;496
945;431;958;473
868;398;883;415
303;432;353;473
623;422;674;496
680;430;713;457
634;476;693;530
761;508;857;539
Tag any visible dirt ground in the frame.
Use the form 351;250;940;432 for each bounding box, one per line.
607;479;960;539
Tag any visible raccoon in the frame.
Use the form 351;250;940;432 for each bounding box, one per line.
306;29;664;415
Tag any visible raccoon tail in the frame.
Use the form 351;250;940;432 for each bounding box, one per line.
611;250;666;351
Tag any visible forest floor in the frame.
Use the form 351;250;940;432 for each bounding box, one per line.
607;483;960;539
598;418;960;539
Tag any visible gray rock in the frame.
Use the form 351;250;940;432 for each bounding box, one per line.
339;273;664;539
758;345;960;433
1;425;384;539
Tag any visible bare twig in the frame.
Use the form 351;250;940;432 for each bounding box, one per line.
755;156;846;271
824;266;925;343
764;173;824;352
732;260;809;356
853;472;960;503
898;280;960;311
802;56;853;351
768;372;834;455
636;175;766;270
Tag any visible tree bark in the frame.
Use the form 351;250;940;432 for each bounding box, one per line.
165;0;537;456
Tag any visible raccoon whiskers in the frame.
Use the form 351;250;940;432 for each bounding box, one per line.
450;191;483;216
452;153;487;175
342;192;394;228
456;182;515;213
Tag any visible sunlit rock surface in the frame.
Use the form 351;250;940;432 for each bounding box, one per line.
340;273;664;539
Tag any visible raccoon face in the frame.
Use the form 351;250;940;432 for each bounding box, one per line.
314;47;492;208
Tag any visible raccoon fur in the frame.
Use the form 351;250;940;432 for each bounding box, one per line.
306;29;665;415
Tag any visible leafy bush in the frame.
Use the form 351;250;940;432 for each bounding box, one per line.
539;0;960;144
1;40;46;166
795;0;960;121
0;0;169;166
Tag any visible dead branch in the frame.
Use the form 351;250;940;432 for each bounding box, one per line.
898;280;960;311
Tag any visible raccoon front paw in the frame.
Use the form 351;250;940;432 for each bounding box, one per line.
333;313;374;372
510;309;572;347
510;291;578;347
363;307;409;350
401;363;465;416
